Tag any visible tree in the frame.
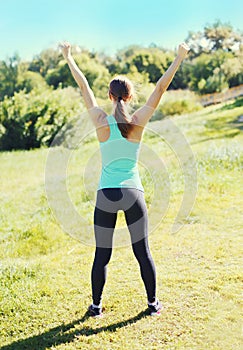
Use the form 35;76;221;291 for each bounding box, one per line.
222;47;243;87
45;52;111;99
0;54;20;100
28;48;62;76
117;47;173;84
17;62;48;93
188;50;232;93
204;20;242;52
186;21;243;58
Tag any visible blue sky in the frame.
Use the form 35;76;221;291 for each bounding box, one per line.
0;0;242;60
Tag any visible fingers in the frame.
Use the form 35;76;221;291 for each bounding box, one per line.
58;41;71;60
177;42;190;59
58;41;71;49
179;42;190;52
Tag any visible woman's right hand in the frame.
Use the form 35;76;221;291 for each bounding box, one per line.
59;41;72;60
178;42;190;59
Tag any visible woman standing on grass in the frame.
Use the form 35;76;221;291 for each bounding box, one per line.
60;41;190;317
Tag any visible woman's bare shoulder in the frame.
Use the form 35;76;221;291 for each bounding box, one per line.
88;107;108;127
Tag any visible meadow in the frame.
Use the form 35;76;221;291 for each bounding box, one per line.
0;98;242;350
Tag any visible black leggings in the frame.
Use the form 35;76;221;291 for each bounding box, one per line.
91;188;156;305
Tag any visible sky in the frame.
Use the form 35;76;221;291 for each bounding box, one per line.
0;0;242;60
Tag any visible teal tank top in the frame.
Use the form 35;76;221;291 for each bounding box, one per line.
98;115;144;192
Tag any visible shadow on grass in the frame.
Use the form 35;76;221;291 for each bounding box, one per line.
1;309;149;350
191;129;241;146
218;97;243;111
191;99;243;145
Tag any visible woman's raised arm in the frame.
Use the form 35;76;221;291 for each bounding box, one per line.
132;42;190;127
59;42;105;126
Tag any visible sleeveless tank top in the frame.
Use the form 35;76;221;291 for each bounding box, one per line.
98;115;144;192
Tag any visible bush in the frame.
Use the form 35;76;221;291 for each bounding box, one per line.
151;90;202;120
161;99;202;116
0;86;83;150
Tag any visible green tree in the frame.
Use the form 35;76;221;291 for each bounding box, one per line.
186;21;242;58
222;48;243;87
0;86;83;150
188;50;231;93
0;54;20;100
28;48;62;76
45;52;111;98
17;62;48;93
123;48;173;83
204;20;242;52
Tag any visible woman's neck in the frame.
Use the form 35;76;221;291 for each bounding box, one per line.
111;102;117;115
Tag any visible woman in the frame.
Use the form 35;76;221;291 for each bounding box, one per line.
60;41;190;317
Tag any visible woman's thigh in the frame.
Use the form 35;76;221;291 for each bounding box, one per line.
123;189;148;244
94;190;119;248
94;188;148;246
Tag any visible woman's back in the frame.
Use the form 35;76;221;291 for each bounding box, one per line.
98;115;144;191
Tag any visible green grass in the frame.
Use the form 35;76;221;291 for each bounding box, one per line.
0;98;243;349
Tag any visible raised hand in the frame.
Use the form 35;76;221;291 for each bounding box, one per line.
178;42;190;59
59;41;72;60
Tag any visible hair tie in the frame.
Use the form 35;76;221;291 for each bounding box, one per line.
118;96;122;102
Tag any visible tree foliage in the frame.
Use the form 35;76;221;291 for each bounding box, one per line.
0;21;242;150
186;20;243;58
0;54;20;100
188;50;233;93
0;87;82;150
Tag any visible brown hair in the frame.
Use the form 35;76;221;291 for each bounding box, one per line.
109;76;134;138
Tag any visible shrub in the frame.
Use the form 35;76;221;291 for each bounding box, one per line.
0;86;83;150
151;90;202;120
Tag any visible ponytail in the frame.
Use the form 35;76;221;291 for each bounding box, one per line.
109;76;135;139
114;99;132;138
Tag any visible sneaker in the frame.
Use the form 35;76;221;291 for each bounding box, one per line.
147;300;163;316
88;304;103;318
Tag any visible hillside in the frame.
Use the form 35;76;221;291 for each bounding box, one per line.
0;98;242;350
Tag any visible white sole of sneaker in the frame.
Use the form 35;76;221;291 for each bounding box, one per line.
150;310;161;316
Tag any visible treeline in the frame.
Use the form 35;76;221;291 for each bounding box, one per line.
0;21;242;150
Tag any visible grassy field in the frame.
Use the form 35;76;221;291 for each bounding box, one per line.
0;98;243;350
